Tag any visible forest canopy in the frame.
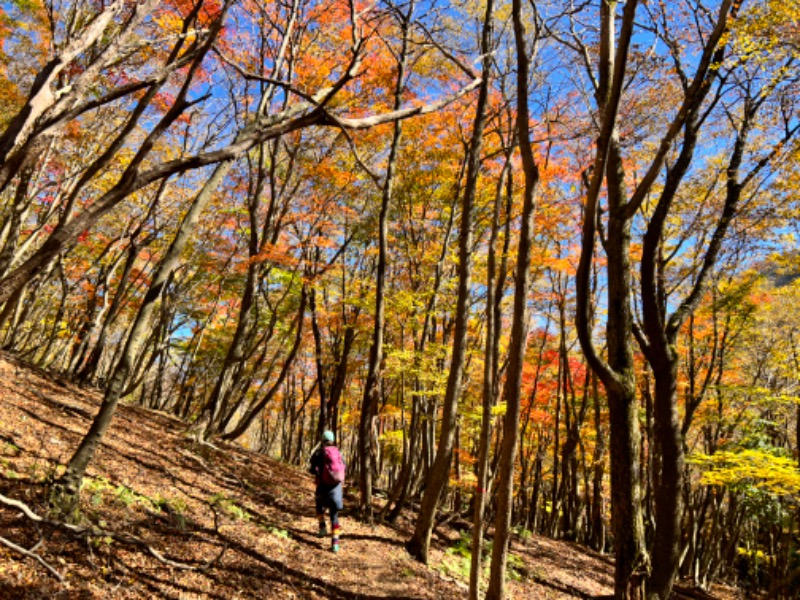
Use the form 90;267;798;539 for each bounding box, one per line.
0;0;799;598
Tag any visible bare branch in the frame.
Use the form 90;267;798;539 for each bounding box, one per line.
0;534;64;582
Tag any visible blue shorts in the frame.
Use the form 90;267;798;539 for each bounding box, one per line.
315;483;343;513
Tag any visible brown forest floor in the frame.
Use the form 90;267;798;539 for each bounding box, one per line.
0;351;746;599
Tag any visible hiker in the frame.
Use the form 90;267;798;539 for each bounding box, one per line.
309;430;345;552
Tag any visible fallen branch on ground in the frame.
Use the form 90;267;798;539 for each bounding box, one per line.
0;532;64;582
0;491;226;576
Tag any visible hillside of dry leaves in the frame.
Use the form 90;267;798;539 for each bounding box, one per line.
0;351;745;599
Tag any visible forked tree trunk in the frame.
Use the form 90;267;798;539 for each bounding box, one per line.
574;2;648;596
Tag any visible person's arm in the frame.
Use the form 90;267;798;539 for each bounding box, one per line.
309;449;321;476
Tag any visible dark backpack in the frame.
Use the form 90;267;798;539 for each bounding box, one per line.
321;446;345;485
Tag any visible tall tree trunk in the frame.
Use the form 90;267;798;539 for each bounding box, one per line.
468;120;510;600
574;2;647;596
604;164;649;597
484;0;539;596
311;283;329;438
358;1;415;520
405;0;494;560
590;373;607;551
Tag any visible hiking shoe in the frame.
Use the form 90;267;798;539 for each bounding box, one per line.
317;528;327;538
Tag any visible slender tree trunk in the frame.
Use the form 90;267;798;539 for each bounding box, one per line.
484;1;539;596
383;163;461;523
0;165;33;279
310;284;329;437
794;333;800;469
589;373;607;551
220;285;307;441
51;157;231;514
604;202;648;597
358;2;414;520
406;0;493;560
208;134;291;434
76;225;151;384
468;127;509;600
485;187;537;598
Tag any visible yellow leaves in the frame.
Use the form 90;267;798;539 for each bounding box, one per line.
730;0;800;64
689;448;800;497
451;470;477;491
153;10;183;36
491;401;507;417
736;547;775;565
379;429;404;466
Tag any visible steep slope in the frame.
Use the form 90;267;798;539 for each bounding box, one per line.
0;352;733;599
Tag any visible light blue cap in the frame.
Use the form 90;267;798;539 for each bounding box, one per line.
322;430;335;443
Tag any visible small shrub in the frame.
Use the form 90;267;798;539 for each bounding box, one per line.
437;532;474;581
514;526;532;541
2;456;22;479
1;442;21;456
90;535;114;548
154;495;188;514
82;476;155;511
209;493;250;522
507;553;527;581
268;526;289;539
115;485;138;507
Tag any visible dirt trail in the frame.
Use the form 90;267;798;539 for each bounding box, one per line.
0;351;732;598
